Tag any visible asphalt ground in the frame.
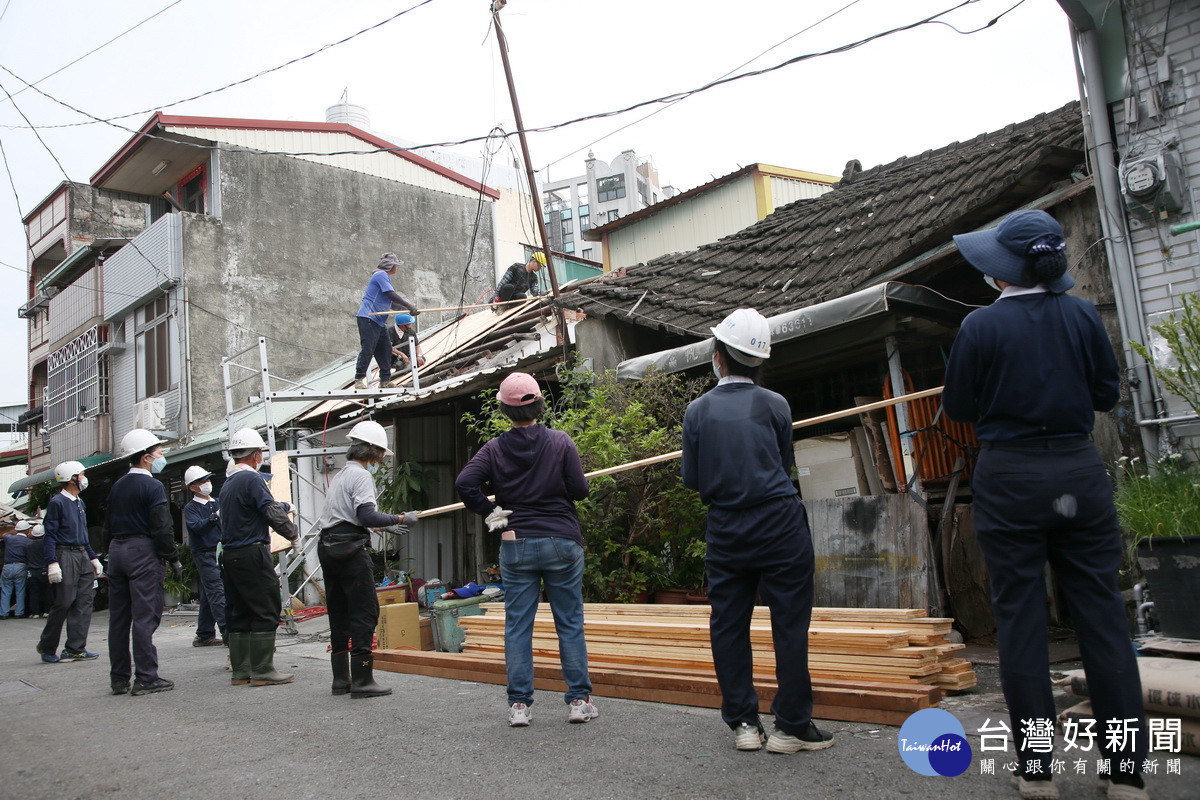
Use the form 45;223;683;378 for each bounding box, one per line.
1;611;1196;800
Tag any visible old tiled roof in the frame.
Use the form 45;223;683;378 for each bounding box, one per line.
567;102;1085;337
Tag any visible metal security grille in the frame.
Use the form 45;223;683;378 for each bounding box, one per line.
43;326;108;432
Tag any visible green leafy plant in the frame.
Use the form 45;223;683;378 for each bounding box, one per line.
162;543;198;603
376;459;437;515
1113;453;1200;566
1131;292;1200;416
26;481;57;515
461;362;710;602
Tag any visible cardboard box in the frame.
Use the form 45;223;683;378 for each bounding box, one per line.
376;602;421;650
419;616;433;651
793;433;867;501
376;584;408;606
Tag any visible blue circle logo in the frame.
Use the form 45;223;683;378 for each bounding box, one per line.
897;709;973;777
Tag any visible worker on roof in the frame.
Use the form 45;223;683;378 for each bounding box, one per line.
389;313;426;378
355;253;419;390
36;460;103;666
454;371;597;727
682;308;833;755
184;465;225;648
220;428;300;688
492;252;547;309
315;420;418;699
943;210;1147;800
106;429;182;695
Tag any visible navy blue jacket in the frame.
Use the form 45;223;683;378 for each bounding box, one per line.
185;497;221;552
3;533;30;564
107;470;177;560
682;382;799;510
943;292;1120;440
219;468;298;549
43;491;95;564
455;424;589;544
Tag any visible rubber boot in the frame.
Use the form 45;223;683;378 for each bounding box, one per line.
228;632;252;686
331;650;350;696
248;631;295;686
349;654;392;699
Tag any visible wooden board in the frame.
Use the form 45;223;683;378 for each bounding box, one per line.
268;452;294;555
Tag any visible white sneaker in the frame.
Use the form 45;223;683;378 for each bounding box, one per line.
353;378;368;390
734;722;765;751
568;697;598;723
508;702;531;727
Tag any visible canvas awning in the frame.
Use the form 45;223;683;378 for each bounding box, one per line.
7;452;119;494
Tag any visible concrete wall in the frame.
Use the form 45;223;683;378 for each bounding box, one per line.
183;149;495;432
68;184;147;246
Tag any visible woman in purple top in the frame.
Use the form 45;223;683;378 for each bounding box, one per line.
454;372;597;727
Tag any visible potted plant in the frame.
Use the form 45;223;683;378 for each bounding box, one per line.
1121;293;1200;638
162;543;198;608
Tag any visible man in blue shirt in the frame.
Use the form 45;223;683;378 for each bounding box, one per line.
184;464;225;647
220;428;299;687
354;252;418;390
106;428;181;696
1;519;33;618
36;460;102;664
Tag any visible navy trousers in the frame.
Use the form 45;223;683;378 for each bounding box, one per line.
706;494;816;734
37;547;95;654
194;549;227;641
107;537;166;684
973;439;1146;777
354;317;392;382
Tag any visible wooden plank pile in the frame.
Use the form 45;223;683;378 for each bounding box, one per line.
374;603;975;726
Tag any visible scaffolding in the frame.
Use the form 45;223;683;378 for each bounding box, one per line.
220;336;421;634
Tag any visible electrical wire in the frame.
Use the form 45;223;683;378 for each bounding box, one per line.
0;0;189;108
0;0;439;131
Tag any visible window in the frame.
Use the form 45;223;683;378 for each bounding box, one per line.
564;241;575;254
581;248;593;260
577;182;589;205
561;218;573;237
579;205;590;232
608;210;620;222
136;296;177;399
596;175;626;203
44;326;107;431
179;165;206;214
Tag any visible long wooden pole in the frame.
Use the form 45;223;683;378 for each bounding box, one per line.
414;386;944;519
367;298;531;316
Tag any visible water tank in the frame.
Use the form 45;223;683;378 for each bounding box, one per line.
326;103;370;129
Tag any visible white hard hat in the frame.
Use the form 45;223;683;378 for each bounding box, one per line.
15;519;33;532
30;523;44;538
184;465;214;486
348;420;392;455
711;308;771;366
229;428;267;452
53;460;86;482
122;428;166;457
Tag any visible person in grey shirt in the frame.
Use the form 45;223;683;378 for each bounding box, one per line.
317;420;418;699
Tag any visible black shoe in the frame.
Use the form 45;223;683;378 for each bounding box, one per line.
193;637;224;647
111;681;130;695
349;655;392;699
331;651;351;696
766;721;834;753
130;677;175;696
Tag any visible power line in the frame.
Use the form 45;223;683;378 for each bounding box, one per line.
0;0;439;131
0;0;189;109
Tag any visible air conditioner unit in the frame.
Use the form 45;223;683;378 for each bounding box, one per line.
133;397;167;431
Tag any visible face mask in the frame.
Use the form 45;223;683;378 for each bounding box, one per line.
711;356;722;380
983;274;1001;292
77;476;89;491
367;463;380;475
150;455;167;474
199;482;213;496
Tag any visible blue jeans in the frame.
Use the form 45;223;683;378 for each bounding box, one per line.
194;550;227;641
1;562;27;617
500;536;591;706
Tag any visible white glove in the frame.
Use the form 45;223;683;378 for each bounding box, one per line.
48;563;63;584
91;558;104;578
291;538;302;555
484;506;512;533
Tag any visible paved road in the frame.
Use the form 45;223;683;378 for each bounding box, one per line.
1;611;1194;800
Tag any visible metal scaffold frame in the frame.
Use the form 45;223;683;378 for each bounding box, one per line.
220;336;421;634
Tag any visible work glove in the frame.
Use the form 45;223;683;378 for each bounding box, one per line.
48;563;62;584
291;538;302;556
91;558;104;579
399;511;419;526
410;308;421;317
379;524;409;537
484;506;512;533
171;561;184;582
279;502;293;514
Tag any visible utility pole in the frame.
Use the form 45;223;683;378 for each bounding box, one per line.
490;0;569;344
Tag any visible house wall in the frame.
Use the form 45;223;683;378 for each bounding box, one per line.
183;149;496;433
1108;0;1200;424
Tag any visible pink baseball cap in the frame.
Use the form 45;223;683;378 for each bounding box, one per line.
498;372;542;406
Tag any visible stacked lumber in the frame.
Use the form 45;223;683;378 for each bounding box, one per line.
375;604;975;725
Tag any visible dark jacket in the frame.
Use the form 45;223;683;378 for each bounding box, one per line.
455;424;589;543
943;292;1120;440
43;491;96;564
219;468;298;549
184;497;222;552
496;263;543;297
107;470;177;561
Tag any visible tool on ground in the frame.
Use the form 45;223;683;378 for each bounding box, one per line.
414;387;944;520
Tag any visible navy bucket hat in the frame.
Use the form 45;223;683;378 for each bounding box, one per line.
952;210;1074;294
